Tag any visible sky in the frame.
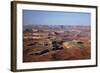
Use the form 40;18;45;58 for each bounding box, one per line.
23;10;91;26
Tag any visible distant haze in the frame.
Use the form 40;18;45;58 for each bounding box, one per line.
23;10;91;26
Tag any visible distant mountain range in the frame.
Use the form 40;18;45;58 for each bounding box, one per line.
23;24;90;31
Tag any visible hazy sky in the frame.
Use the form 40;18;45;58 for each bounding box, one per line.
23;10;91;25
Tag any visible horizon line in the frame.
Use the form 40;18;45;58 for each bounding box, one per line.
23;24;90;26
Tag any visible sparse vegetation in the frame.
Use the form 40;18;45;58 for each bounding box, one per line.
23;25;91;62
